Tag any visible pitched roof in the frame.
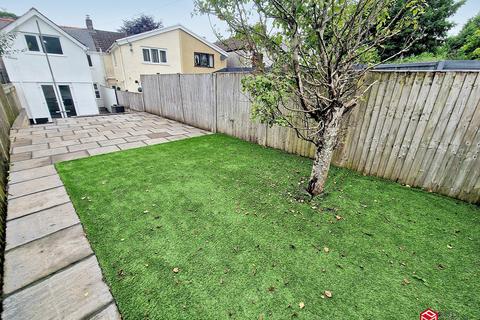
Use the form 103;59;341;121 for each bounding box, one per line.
60;26;125;52
214;38;248;52
109;24;228;56
0;17;15;29
1;8;88;50
0;9;124;53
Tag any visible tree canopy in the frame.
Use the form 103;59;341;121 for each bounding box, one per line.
378;0;464;60
447;12;480;60
0;10;17;19
195;0;426;195
119;14;163;35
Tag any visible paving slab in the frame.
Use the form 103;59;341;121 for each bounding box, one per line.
9;152;31;162
3;225;93;295
2;256;114;320
8;165;56;184
117;141;147;150
51;150;89;163
8;174;63;199
147;132;172;139
12;143;49;154
9;157;52;172
6;203;79;250
98;138;127;147
90;303;122;320
88;145;120;156
32;146;68;158
7;187;70;220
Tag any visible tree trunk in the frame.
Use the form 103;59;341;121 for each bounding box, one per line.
307;107;345;196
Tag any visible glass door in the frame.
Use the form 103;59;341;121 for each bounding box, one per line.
58;85;77;117
41;85;62;118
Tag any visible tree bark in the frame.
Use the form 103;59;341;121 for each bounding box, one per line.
307;107;345;196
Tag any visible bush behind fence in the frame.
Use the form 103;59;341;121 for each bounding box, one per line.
136;71;480;203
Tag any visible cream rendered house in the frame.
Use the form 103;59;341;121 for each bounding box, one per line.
105;25;228;92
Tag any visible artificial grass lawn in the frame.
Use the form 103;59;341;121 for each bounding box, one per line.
56;134;479;319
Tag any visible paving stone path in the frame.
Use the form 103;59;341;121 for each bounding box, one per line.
3;112;209;319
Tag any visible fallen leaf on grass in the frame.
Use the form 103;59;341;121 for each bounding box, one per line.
402;278;410;285
173;267;180;273
323;247;330;253
323;290;332;298
299;302;305;309
412;274;428;286
335;215;343;221
447;244;453;249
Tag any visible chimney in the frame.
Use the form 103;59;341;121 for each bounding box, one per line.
86;15;93;30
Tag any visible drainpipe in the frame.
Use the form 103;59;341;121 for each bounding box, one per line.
35;19;66;118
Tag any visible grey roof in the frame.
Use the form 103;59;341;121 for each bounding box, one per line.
61;26;125;52
60;26;97;50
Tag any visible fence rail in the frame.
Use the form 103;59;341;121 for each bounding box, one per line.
141;71;480;203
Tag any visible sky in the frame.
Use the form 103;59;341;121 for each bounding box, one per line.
1;0;479;42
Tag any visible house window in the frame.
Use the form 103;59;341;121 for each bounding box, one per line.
93;83;101;99
142;48;167;64
142;48;150;62
25;35;40;52
87;54;93;67
41;36;63;54
194;52;214;68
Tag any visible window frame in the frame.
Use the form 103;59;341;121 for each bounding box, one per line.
93;83;101;99
142;47;167;64
23;33;64;55
41;35;63;55
194;52;214;68
24;34;40;52
87;54;93;67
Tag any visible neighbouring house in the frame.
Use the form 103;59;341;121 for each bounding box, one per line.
0;8;103;123
60;16;125;110
105;25;228;92
214;38;252;69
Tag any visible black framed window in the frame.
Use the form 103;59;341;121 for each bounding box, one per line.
93;83;101;98
25;35;40;52
87;54;93;66
42;36;63;54
194;52;214;68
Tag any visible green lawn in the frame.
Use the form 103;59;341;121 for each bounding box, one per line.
56;134;479;320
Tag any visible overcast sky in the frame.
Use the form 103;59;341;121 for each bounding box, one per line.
2;0;479;42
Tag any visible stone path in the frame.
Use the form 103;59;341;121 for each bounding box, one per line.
3;112;209;319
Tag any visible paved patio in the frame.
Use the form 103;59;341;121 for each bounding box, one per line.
3;112;209;319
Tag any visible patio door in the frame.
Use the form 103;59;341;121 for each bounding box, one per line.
58;85;77;117
41;85;62;118
41;84;77;118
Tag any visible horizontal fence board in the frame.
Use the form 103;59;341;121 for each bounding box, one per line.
140;71;480;203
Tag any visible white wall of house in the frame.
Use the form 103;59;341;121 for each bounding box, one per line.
3;13;99;121
88;51;107;108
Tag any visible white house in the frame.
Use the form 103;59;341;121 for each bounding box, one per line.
1;8;101;123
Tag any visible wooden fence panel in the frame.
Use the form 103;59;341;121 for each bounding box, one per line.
179;74;215;131
117;91;144;111
140;71;480;203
